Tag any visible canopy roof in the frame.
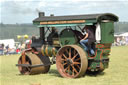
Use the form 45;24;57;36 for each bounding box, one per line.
33;13;118;26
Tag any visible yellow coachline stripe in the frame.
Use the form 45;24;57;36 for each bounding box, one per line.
40;20;86;25
45;45;50;57
52;47;56;56
41;45;45;56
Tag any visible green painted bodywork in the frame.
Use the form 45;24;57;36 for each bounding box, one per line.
32;13;118;72
100;22;114;43
59;29;78;46
58;27;112;71
87;44;111;71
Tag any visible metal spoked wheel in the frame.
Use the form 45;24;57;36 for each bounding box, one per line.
56;45;88;78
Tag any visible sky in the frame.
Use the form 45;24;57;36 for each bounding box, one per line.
0;0;128;24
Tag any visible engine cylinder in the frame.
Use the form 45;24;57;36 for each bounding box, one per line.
41;45;57;57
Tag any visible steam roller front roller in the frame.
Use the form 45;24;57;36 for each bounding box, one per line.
56;45;88;78
18;52;50;75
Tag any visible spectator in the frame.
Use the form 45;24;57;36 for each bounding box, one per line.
1;43;4;55
0;44;3;55
5;44;9;55
126;36;128;45
20;43;25;51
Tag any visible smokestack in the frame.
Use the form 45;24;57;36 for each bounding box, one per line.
39;12;45;17
50;14;54;16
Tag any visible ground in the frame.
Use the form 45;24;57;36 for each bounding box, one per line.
0;46;128;85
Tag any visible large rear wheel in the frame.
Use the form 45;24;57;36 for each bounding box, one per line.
56;45;88;78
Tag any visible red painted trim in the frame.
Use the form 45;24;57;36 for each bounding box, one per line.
88;67;91;69
104;49;110;52
96;44;104;48
100;49;104;70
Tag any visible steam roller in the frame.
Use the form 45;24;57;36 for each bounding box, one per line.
16;12;118;78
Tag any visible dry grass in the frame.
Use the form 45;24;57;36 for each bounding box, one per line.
0;46;128;85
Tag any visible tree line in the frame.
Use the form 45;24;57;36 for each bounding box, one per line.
0;23;39;41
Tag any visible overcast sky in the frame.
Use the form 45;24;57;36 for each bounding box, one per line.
0;0;128;24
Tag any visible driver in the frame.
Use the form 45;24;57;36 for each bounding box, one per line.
47;27;58;45
80;25;95;56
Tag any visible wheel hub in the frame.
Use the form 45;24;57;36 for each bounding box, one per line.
66;59;72;65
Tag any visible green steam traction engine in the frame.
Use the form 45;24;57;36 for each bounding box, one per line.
16;12;118;78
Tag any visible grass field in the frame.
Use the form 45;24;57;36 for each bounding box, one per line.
0;46;128;85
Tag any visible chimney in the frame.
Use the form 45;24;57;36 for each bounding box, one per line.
39;12;45;17
50;14;54;16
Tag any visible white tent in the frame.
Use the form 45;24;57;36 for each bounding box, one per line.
114;34;121;37
119;32;128;36
0;39;15;49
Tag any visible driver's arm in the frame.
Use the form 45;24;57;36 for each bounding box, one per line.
82;33;88;40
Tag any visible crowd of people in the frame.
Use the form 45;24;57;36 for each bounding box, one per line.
0;43;21;55
0;40;32;56
0;44;11;55
114;36;128;46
